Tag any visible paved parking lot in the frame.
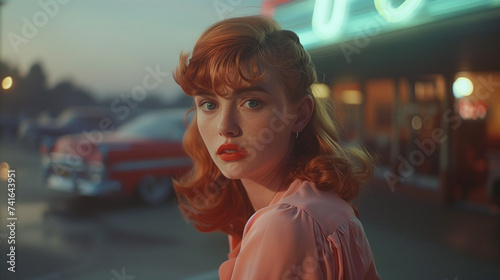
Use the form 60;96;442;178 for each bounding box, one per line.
358;184;500;280
1;135;499;279
0;137;227;280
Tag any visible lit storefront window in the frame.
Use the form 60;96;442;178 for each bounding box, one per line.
341;90;363;105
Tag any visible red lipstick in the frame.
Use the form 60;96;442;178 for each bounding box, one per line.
217;143;248;161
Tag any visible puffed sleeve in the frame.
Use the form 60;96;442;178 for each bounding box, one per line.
229;203;327;280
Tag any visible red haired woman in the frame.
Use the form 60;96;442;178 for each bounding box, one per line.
174;15;380;280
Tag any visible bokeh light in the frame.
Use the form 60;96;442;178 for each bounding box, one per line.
2;76;13;90
341;90;363;105
311;83;331;99
453;77;473;98
0;162;10;181
411;115;423;131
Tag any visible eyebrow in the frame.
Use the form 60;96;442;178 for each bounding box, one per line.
234;86;270;95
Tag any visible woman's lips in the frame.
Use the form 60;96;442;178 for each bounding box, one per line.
217;143;248;161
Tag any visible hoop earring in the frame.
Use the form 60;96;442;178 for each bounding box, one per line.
295;132;299;140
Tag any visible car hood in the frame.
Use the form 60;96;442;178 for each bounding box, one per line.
52;132;177;156
36;123;70;134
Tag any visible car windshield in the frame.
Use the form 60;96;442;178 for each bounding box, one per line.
56;108;113;127
117;112;186;141
56;110;77;126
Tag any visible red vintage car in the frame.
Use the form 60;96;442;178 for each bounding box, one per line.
43;109;192;205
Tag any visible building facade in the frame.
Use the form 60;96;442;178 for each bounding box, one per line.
264;0;500;211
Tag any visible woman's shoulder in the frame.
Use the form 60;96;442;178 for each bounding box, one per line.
239;181;379;280
249;180;359;236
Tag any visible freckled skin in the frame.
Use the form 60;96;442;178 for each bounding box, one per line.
194;67;314;211
194;78;296;183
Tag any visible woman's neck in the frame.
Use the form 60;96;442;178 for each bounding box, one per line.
240;151;296;211
240;172;287;211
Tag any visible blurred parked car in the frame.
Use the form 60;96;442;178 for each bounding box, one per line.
0;113;23;138
43;109;192;205
18;106;125;148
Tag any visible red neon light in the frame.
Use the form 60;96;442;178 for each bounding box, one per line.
458;100;488;120
261;0;295;16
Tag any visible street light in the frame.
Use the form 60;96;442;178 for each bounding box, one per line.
2;75;12;90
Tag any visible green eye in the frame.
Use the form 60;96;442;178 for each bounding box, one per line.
201;101;217;111
244;99;261;109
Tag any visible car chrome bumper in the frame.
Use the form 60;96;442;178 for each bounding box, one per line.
46;175;121;196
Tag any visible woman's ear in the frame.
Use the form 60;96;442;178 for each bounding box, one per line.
293;94;314;133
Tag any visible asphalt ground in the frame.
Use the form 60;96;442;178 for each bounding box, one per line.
358;178;500;280
1;135;499;279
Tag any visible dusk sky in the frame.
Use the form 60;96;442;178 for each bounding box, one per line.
2;0;264;101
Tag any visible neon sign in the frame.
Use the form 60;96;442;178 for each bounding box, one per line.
312;0;349;39
458;99;488;120
374;0;423;23
263;0;499;49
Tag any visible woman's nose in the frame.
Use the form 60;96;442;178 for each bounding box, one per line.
217;108;241;138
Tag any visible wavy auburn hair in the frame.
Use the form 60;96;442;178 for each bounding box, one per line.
173;15;374;239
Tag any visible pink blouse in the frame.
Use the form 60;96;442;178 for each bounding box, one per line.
219;179;380;280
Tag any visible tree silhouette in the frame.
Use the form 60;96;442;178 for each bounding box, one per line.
0;61;98;117
20;62;49;116
47;80;96;115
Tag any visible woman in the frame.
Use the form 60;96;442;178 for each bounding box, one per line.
173;15;380;280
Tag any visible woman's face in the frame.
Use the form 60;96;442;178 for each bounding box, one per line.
194;75;298;181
